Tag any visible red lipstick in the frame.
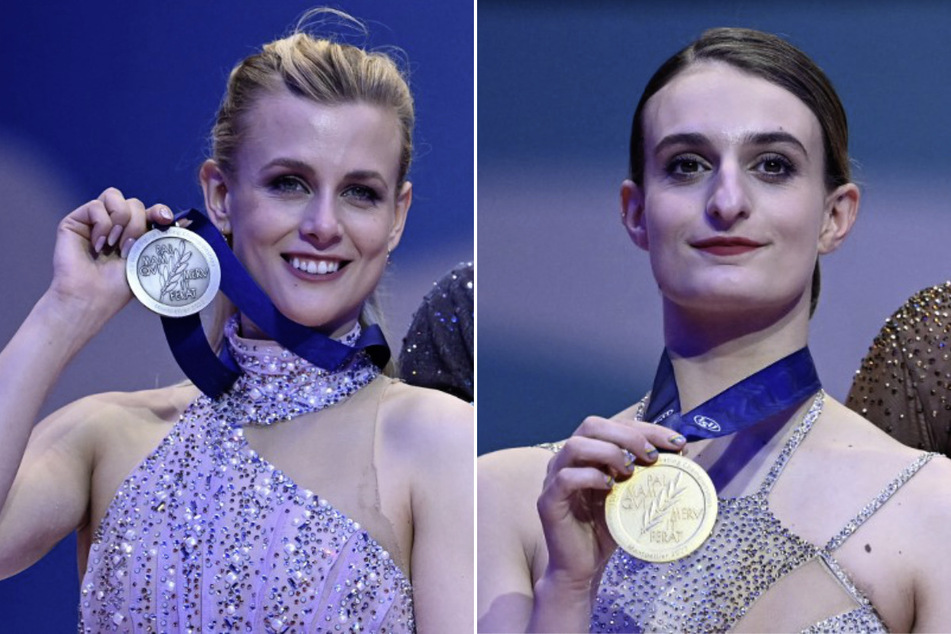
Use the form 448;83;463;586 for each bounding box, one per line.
691;237;765;256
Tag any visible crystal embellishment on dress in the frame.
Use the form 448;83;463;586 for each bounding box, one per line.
589;391;936;633
847;281;951;452
78;316;414;632
224;315;380;426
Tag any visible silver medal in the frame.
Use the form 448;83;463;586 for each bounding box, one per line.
126;227;221;317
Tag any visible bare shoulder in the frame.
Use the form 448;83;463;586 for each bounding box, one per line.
379;380;472;449
55;384;197;441
906;451;951;497
479;445;553;494
816;401;951;568
878;441;951;516
869;441;951;630
32;383;198;448
92;382;200;415
478;446;553;540
377;380;473;479
48;383;197;419
381;379;471;421
811;398;925;462
478;445;554;618
42;384;199;495
807;398;948;502
0;383;200;577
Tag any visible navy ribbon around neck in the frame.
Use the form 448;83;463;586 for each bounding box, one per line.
643;347;821;490
159;209;390;398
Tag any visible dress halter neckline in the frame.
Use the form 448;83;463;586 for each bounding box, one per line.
222;315;380;426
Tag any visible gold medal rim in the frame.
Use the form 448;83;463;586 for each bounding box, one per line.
605;453;718;563
126;227;222;317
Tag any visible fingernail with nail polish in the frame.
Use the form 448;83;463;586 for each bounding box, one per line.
669;434;687;446
107;225;122;247
120;237;136;259
160;207;174;221
624;450;636;469
94;235;107;253
645;443;659;458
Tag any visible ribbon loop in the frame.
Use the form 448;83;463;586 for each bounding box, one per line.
157;209;390;397
644;348;821;441
642;347;822;491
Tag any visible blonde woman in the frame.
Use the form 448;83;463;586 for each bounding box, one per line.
0;12;472;633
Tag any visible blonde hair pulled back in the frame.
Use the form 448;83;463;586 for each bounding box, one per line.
207;9;413;374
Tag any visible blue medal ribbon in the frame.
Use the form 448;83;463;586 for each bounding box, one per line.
158;209;390;398
643;347;821;490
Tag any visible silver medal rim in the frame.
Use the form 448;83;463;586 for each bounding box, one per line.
126;226;221;317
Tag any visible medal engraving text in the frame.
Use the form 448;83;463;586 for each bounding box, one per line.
127;227;221;317
606;454;717;562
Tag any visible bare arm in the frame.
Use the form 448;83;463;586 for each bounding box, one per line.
909;456;951;631
478;417;686;633
0;293;100;520
0;392;107;577
477;448;549;633
407;394;475;633
0;189;172;577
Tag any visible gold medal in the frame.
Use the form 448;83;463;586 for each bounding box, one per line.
605;453;717;562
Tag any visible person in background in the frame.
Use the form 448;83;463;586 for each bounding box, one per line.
400;261;474;402
847;281;951;456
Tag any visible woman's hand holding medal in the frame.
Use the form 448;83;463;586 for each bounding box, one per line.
50;187;174;329
532;416;686;625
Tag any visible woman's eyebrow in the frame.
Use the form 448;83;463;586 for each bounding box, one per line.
653;131;809;158
259;160;390;188
654;132;709;155
262;157;314;173
347;169;389;185
743;131;809;157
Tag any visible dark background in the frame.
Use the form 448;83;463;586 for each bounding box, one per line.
0;2;472;630
479;1;951;454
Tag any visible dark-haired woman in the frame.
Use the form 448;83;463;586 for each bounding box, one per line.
479;28;951;633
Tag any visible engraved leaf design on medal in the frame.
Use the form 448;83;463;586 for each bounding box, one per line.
640;471;687;535
158;239;192;301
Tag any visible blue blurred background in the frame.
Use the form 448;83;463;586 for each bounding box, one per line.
478;2;951;454
0;2;472;630
6;1;951;627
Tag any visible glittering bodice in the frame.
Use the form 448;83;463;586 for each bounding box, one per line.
79;322;414;633
590;392;935;633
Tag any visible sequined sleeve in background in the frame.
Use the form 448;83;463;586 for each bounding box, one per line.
400;262;474;402
846;281;951;456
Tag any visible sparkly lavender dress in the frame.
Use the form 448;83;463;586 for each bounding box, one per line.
79;319;415;633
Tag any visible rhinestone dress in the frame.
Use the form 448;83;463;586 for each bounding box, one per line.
847;281;951;455
400;262;473;402
588;392;935;633
79;318;415;633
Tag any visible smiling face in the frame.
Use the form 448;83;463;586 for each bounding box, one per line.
623;61;857;324
201;89;410;338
